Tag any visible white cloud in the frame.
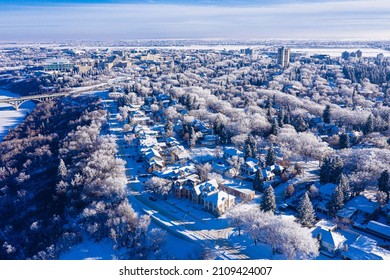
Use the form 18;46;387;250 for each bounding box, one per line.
0;0;389;41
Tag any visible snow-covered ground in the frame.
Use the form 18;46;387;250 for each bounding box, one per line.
0;89;35;141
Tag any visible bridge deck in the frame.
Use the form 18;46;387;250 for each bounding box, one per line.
0;93;69;102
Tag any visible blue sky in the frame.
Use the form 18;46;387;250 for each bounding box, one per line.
0;0;389;41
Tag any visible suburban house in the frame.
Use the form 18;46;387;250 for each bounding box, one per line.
170;145;191;162
342;235;390;260
223;147;244;159
241;158;258;177
219;182;255;201
212;162;229;175
344;195;380;221
365;221;390;241
192;179;219;204
174;174;201;199
311;226;346;257
261;169;275;181
204;191;236;216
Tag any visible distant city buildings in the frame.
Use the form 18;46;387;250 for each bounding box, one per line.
43;58;74;72
277;47;290;67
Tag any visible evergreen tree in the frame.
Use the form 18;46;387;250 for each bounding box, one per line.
58;159;68;179
339;133;350;149
244;143;253;159
261;186;276;213
278;108;285;127
320;156;332;184
253;168;264;192
296;192;316;227
244;135;256;159
265;146;276;166
338;174;352;202
329;185;344;216
363;115;374;134
284;106;291;125
330;156;343;184
323;105;331;124
294;116;309;132
378;170;390;202
270;118;279;135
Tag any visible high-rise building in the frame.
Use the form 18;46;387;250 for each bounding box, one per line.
277;47;290;67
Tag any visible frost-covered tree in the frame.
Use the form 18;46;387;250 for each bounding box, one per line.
338;174;351;202
237;206;319;259
296;192;316;227
226;207;247;236
261;186;276;213
196;163;212;182
57;158;68;179
144;177;173;199
329;185;344;216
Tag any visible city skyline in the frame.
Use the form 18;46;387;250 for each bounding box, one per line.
0;1;390;42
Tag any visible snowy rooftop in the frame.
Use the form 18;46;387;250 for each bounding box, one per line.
312;227;346;248
366;221;390;239
204;190;235;205
342;234;390;260
345;196;379;215
318;183;337;199
315;220;337;231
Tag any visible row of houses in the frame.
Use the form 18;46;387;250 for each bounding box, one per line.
133;117;239;215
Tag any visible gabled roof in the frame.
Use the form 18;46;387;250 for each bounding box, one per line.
193;179;219;196
319;183;337;199
204;190;235;206
366;221;390;239
342;235;390;260
224;147;244;157
345;195;379;215
312;227;346;248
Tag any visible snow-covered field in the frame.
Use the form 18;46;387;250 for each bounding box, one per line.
0;89;35;141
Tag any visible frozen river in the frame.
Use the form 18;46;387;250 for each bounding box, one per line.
0;89;35;141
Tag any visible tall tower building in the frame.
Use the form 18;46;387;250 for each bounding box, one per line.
277;47;290;67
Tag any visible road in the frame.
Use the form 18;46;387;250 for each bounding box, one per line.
101;95;251;259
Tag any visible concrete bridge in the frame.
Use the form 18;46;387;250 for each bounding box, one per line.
0;93;70;110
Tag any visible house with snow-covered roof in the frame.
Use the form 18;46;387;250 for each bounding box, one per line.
342;234;390;260
344;195;379;221
223;147;244;159
365;221;390;241
174;174;201;200
192;179;219;204
204;191;235;216
311;226;346;257
241;158;258;177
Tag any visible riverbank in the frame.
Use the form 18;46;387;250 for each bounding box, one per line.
0;88;35;141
